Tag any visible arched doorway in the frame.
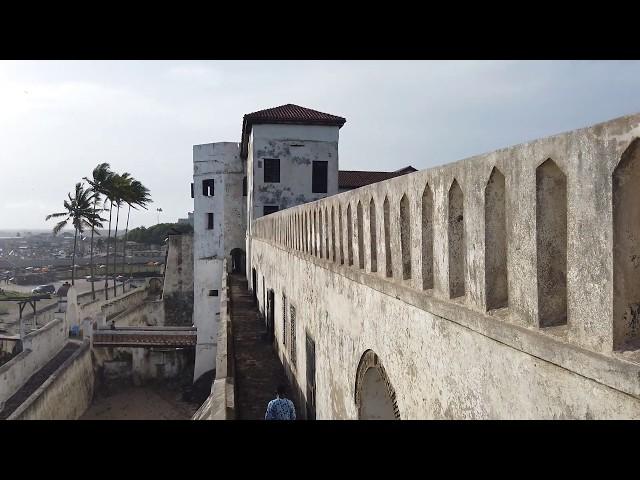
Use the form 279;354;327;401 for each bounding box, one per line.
148;278;163;295
230;248;246;274
354;350;400;420
251;268;257;304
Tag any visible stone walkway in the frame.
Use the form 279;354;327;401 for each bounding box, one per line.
229;273;295;420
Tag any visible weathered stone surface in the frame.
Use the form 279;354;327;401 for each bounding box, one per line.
249;113;640;419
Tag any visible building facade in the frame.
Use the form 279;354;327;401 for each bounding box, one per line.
191;104;347;381
192;142;246;381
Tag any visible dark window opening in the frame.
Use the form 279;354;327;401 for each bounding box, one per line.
264;205;279;216
306;333;316;420
243;176;247;196
190;183;194;199
207;213;214;230
312;161;328;194
290;305;297;368
264;158;280;183
202;179;214;196
282;294;287;346
208;290;219;297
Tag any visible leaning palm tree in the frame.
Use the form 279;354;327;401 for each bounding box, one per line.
121;178;152;293
46;183;105;286
83;163;113;300
110;173;132;297
100;173;117;300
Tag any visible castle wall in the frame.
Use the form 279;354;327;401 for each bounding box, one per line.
192;142;246;382
0;317;66;411
8;341;93;420
163;233;194;326
249;113;640;419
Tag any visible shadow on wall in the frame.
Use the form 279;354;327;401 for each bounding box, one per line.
163;292;194;326
280;356;307;420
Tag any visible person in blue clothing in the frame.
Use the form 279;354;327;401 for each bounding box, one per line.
265;384;296;420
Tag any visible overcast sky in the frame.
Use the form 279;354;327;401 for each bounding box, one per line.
1;60;639;231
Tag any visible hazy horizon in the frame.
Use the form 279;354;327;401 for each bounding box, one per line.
2;60;640;230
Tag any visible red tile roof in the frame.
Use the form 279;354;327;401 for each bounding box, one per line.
244;104;346;127
339;166;417;190
240;104;346;158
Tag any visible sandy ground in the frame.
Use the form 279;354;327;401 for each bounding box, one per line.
79;385;201;420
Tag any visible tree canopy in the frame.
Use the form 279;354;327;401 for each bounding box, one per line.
125;223;193;246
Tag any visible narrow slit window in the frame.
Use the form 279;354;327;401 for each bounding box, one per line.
422;184;434;289
536;159;567;327
318;209;323;258
339;205;344;265
325;208;330;261
347;204;354;266
485;168;508;310
357;201;365;269
384;197;392;277
331;206;336;262
613;139;640;349
370;198;378;272
400;194;411;280
448;180;465;298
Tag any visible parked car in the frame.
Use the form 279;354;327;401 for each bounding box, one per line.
115;275;128;283
85;275;103;282
32;284;56;295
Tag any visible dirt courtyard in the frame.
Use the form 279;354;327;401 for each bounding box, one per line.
80;385;201;420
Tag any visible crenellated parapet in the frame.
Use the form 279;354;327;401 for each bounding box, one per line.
251;113;640;359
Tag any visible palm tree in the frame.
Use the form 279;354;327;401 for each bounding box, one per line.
110;173;132;297
121;179;152;293
100;173;117;301
83;163;113;301
46;183;104;286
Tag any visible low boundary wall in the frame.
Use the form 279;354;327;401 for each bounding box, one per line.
0;318;66;411
7;340;93;420
193;259;235;420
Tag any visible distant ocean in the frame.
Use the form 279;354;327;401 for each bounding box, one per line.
0;229;109;237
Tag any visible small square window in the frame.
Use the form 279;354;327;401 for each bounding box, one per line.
263;205;279;216
202;179;214;196
209;290;219;297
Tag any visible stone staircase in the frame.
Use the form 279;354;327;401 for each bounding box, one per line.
0;342;80;420
229;273;295;420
